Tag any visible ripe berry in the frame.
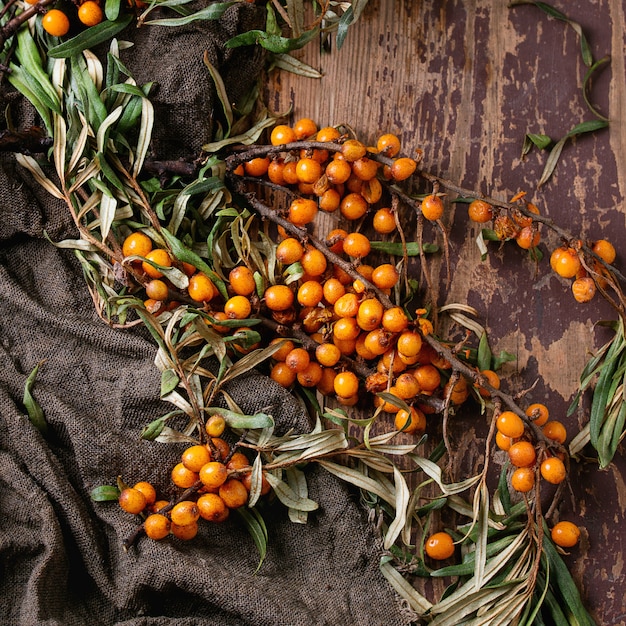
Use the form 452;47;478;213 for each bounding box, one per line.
372;207;397;234
382;307;409;333
133;481;156;506
550;246;581;279
270;124;296;145
295;158;322;184
496;411;525;438
551;521;580;548
224;295;252;320
244;157;270;177
181;445;212;473
542;421;567;444
372;264;399;289
334;371;359;398
77;1;104;26
42;9;70;36
145;279;169;301
297;361;323;387
394;407;426;434
510;467;535;493
340;193;368;221
572;277;596;303
122;231;153;258
199;461;229;489
592;239;616;264
376;133;401;157
421;195;444;221
508;441;537;468
356;298;384;331
270;362;297;387
300;248;327;277
495;431;512;451
342;232;371;258
341;139;367;162
525;403;549;426
264;284;294;311
325;159;352;184
205;414;226;437
171;463;199;489
285;347;310;372
229;266;256;296
219;478;249;508
390;157;417;181
293;118;318;140
276;238;304;264
118;487;147;514
425;531;455;560
188;273;216;302
144;513;171;540
170;521;198;540
467;199;493;223
540;456;567;484
297;280;324;307
288;197;318;226
142;248;172;279
315;342;342;367
197;493;229;522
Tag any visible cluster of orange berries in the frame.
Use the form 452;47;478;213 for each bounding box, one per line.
35;0;105;38
495;404;568;493
117;415;271;541
550;238;616;304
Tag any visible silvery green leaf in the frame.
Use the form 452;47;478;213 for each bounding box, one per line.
97;106;123;153
99;191;117;240
285;466;309;524
410;456;481;495
15;154;64;199
264;472;319;511
154;425;197;444
133;96;154;177
272;53;323;78
379;558;433;613
246;453;264;509
383;466;410;549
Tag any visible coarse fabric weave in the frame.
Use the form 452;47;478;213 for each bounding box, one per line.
0;4;410;625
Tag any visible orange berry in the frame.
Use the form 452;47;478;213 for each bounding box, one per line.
542;421;567;444
297;280;324;307
525;403;549;427
276;238;304;264
122;231;153;258
381;307;409;333
390;157;417;181
394;372;421;399
319;188;341;212
425;531;455;560
371;263;399;289
270;124;296;145
551;521;580;548
197;493;229;522
270;361;297;387
288;197;318;226
372;207;397;234
572;277;596;303
144;513;171;540
267;160;286;185
145;279;169;301
210;437;231;461
188;273;216;302
396;330;423;358
142;248;172;279
264;284;294;311
351;157;379;181
315;342;342;367
334;371;359;398
205;414;226;437
340;192;369;221
170;521;198;540
495;431;513;451
540;456;567;484
333;317;360;341
496;411;525;438
341;139;367;162
515;226;541;250
171;463;199;489
295;158;322;184
229;266;256;296
199;461;229;490
325;158;352;184
244;157;270;177
219;478;249;508
508;441;537;468
412;364;441;392
300;248;327;277
476;369;501;398
181;444;212;473
170;500;200;527
118;487;147;515
395;407;426;434
316;126;341;143
297;361;323;387
468;199;493;223
285;347;311;373
42;9;70;36
356;298;384;331
322;277;346;305
592;239;616;264
550;246;581;279
78;0;104;26
293;117;318;140
133;481;156;506
342;232;371;259
224;295;252;320
511;467;535;493
282;161;299;185
376;133;401;157
421;194;444;221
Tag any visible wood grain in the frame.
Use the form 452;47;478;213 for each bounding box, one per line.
266;1;625;622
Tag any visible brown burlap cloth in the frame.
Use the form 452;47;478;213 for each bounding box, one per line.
0;4;411;625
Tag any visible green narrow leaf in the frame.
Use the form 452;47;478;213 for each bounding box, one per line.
369;241;439;256
105;0;122;21
336;6;354;49
264;472;319;511
235;507;268;573
205;407;274;430
160;369;179;397
537;136;567;187
203;55;233;137
23;361;48;436
145;1;235;26
477;332;492;372
383;465;410;549
90;485;120;501
583;55;610;121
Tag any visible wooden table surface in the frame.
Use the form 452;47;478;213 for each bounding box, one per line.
266;1;625;623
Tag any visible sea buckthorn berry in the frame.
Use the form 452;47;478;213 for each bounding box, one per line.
333;335;358;356
412;364;441;392
395;407;426;434
170;521;198;540
340;192;369;221
334;370;359;398
267;160;286;185
151;500;169;513
264;284;294;311
508;441;537;468
421;194;444;221
293;117;318;139
171;463;199;489
229;266;256;296
325;158;352;184
467;199;493;223
325;228;348;255
276;238;304;264
205;414;226;437
244;157;270;177
270;362;297;387
288;197;318;226
188;273;216;302
381;307;409;333
317;367;338;396
224;295;252;320
295;157;322;184
364;328;394;356
232;326;260;354
316;126;341;142
341;139;367;162
512;202;540;228
315;342;341;367
476;369;501;398
396;330;423;358
373;207;397;234
377;349;406;375
144;514;171;540
181;444;212;473
592;239;616;264
78;1;104;26
351;157;379;181
525;403;549;427
241;470;272;496
343;232;371;258
390;157;417;181
132;481;156;506
197;493;229;522
334;292;360;318
226;452;250;471
319;188;341;212
540;456;567;484
322;278;346;305
170;501;200;527
511;467;535;493
496;411;525;438
118;487;147;515
122;231;153;258
269;337;295;362
551;521;580;548
356;298;384;331
394;372;421;399
446;376;469;404
572;277;596;303
297;280;324;307
285;347;311;373
515;226;541;250
142;248;172;279
42;9;70;36
270;124;296;145
297;361;323;387
210;437;231;461
495;431;513;451
199;461;229;489
282;161;299;185
333;317;360;341
219;478;249;508
145;279;169;301
376;133;401;157
550;246;581;279
425;531;455;560
372;264;399;289
300;248;327;277
542;420;567;444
